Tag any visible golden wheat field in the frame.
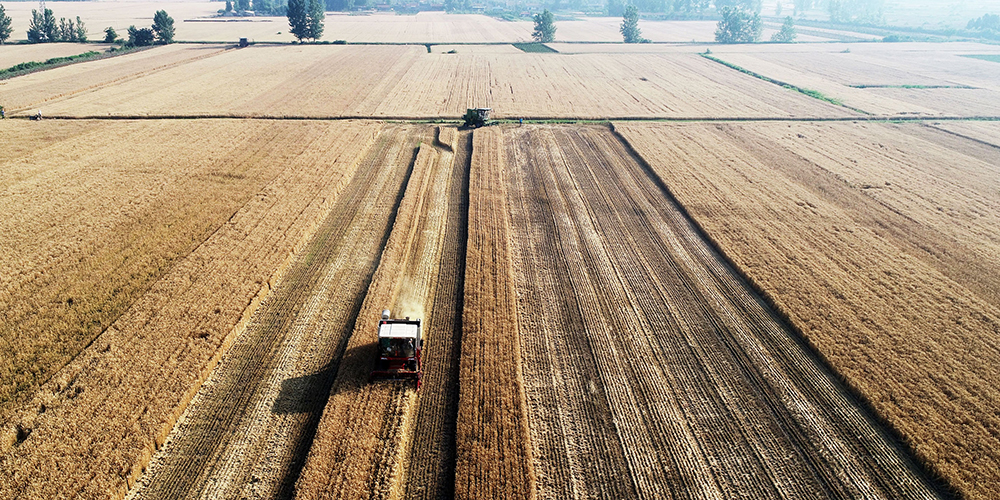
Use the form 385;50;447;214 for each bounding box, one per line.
2;15;1000;500
4;45;850;119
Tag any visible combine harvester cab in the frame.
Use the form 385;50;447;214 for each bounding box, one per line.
371;309;422;389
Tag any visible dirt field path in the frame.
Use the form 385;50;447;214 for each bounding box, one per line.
127;124;421;500
502;125;945;499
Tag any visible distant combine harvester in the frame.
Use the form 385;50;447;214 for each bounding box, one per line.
463;107;491;128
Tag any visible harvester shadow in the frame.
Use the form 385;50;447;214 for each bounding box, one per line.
267;341;374;498
271;361;337;415
272;341;379;416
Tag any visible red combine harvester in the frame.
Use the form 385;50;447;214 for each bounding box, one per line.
370;309;422;389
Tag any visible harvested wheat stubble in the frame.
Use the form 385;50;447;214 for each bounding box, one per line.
295;127;459;499
743;121;1000;306
127;124;418;500
27;47;852;120
1;44;230;114
503;124;944;499
0;119;379;499
616;121;1000;500
0;119;346;414
454;127;535;499
712;49;1000;116
930;120;1000;148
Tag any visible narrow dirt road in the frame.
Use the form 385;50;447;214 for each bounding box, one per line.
127;124;424;500
503;124;946;499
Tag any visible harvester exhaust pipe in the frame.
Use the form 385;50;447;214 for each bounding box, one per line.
382;309;391;320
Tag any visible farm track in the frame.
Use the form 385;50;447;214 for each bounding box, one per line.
128;125;420;500
504;125;945;499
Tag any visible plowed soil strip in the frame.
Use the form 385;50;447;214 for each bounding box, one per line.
128;125;418;500
504;124;944;499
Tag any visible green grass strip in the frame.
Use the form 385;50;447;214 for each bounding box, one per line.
962;54;1000;64
512;42;558;53
701;53;871;113
848;84;975;89
0;51;102;78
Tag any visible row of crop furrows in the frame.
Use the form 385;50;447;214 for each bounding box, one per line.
0;121;382;500
497;124;944;500
294;126;448;498
7;121;955;500
125;123;420;499
614;120;998;500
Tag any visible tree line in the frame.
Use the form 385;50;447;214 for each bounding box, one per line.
0;4;173;46
524;1;793;44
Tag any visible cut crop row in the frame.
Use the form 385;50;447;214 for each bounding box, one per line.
616;121;995;499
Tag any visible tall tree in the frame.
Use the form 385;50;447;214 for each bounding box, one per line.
827;0;883;24
287;0;308;40
620;4;646;43
103;26;118;43
714;6;762;42
254;0;275;15
76;16;86;41
444;0;471;12
0;4;12;44
793;0;810;16
606;0;625;16
58;17;73;42
152;10;174;43
27;9;49;43
42;8;57;42
715;0;761;13
532;9;556;42
770;15;796;41
307;0;324;40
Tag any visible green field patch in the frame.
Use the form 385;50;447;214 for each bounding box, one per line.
512;42;558;53
962;54;1000;64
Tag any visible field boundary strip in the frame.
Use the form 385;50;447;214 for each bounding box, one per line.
700;53;871;114
926;122;1000;149
607;121;960;499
